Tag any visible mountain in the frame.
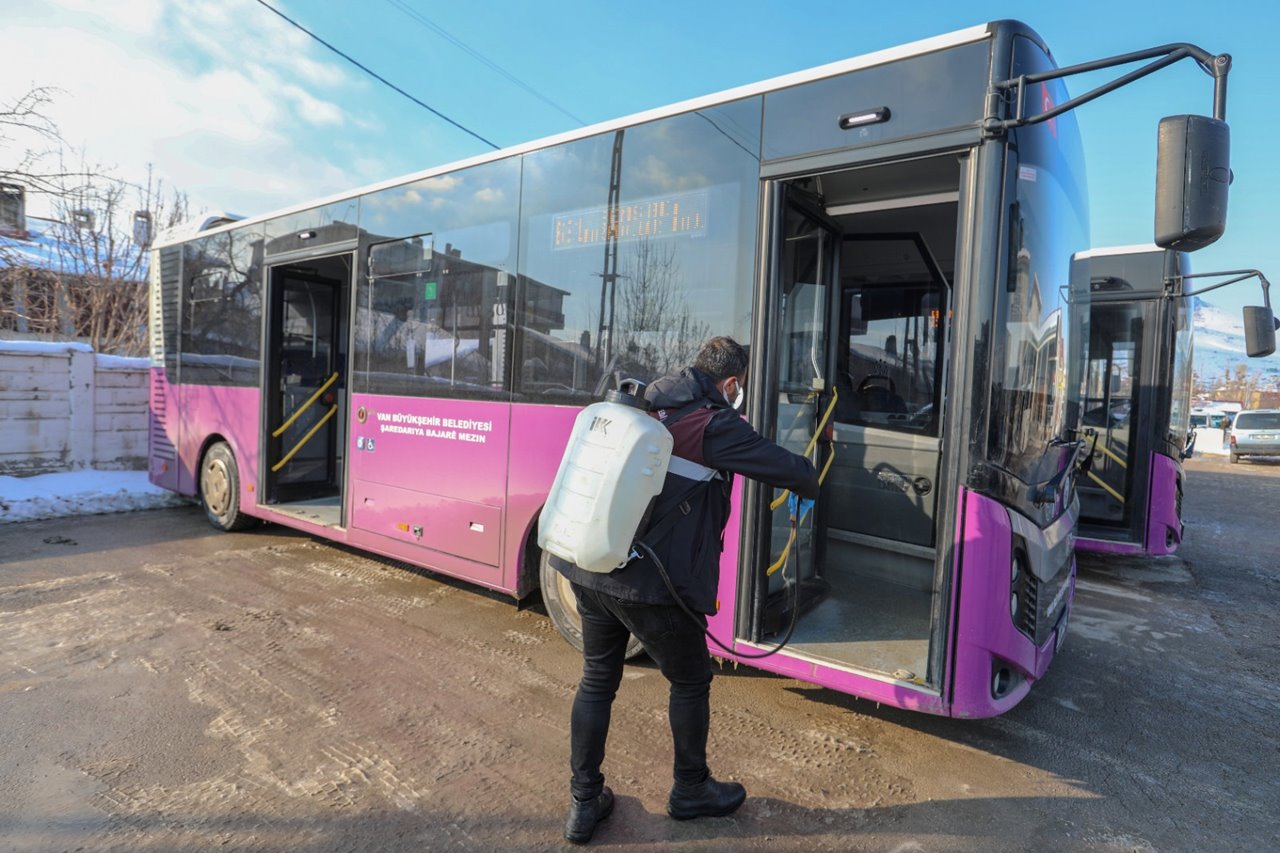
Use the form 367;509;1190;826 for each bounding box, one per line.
1193;297;1280;388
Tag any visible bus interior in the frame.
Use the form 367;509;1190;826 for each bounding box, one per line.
756;153;960;686
261;252;353;527
1078;298;1145;533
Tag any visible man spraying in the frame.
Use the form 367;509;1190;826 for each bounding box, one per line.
550;336;819;844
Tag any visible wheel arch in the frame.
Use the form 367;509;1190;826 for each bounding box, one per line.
196;434;262;525
514;504;546;602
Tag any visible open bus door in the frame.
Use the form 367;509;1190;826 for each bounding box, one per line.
747;161;957;688
262;256;350;518
759;187;840;633
1079;302;1146;534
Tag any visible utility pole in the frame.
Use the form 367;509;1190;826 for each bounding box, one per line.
594;129;624;368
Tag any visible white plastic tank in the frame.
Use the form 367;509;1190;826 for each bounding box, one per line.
538;381;673;573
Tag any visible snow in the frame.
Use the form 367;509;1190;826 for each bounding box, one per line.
1191;427;1229;457
1193;297;1280;386
0;339;94;355
0;470;189;525
0;341;147;368
1193;297;1247;338
95;354;150;370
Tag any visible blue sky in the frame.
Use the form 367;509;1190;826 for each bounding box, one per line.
6;0;1278;315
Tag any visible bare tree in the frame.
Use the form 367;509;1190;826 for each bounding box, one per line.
1;87;188;355
1206;361;1266;405
0;86;97;221
44;160;187;354
613;237;710;377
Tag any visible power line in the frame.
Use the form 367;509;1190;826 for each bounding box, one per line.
252;0;499;151
383;0;587;127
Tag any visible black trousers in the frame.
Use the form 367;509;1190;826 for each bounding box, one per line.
568;582;713;801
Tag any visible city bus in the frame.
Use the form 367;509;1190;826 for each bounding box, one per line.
148;20;1238;717
1072;246;1273;556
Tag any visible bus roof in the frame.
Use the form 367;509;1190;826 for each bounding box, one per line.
1074;244;1165;260
156;22;993;249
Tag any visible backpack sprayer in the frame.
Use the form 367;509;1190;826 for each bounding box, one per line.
538;379;839;659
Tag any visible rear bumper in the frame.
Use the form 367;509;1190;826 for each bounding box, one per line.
1232;442;1280;457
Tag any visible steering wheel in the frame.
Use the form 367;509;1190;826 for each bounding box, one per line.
857;374;896;394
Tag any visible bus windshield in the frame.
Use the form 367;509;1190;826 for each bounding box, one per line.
991;37;1089;496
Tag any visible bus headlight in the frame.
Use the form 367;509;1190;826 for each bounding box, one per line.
1010;591;1019;619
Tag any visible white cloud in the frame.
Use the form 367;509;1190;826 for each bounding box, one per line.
43;0;164;35
280;83;346;127
421;175;462;193
473;187;504;203
3;0;376;220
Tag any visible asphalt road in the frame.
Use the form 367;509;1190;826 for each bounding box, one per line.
1;456;1277;851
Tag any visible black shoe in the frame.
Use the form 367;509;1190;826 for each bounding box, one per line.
564;786;614;844
667;776;746;821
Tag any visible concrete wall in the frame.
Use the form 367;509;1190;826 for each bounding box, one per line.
0;341;148;475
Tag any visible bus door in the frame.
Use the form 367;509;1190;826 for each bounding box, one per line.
263;256;350;514
754;169;955;685
1079;301;1145;532
760;188;839;633
829;234;947;554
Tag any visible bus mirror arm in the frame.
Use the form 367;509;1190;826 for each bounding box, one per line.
986;42;1230;136
1077;431;1098;478
1029;436;1090;508
986;42;1232;254
1173;270;1278;358
1174;269;1269;303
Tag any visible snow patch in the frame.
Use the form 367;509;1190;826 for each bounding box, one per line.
0;470;189;524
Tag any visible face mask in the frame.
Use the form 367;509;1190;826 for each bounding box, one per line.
726;379;744;411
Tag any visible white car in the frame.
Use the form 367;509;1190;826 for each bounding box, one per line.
1229;409;1280;464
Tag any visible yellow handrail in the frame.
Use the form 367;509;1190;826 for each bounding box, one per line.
770;386;839;511
272;372;340;439
766;388;839;576
1093;438;1128;469
766;526;798;577
767;449;830;576
272;405;337;472
1085;468;1125;504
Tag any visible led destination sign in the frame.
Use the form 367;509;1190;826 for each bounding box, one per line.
553;190;708;250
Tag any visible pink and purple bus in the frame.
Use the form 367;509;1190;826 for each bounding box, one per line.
1072;246;1273;556
148;21;1238;717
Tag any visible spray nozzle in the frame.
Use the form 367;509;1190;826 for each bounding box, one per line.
786;492;814;523
606;378;651;411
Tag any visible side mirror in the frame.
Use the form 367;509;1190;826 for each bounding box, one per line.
1182;430;1196;461
1154;115;1230;252
1243;305;1278;358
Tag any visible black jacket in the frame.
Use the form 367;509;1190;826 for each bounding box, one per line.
552;367;819;614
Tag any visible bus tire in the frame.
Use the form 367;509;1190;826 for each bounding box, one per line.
539;549;644;659
200;442;257;532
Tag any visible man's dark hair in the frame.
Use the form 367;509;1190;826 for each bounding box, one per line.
693;336;749;382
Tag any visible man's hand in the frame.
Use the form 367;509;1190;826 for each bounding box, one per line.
786;492;815;523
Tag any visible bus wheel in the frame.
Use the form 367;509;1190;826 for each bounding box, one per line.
539;550;644;659
200;442;257;531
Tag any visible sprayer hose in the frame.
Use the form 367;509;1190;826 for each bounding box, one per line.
637;520;802;661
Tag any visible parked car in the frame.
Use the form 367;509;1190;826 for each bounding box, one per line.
1228;409;1280;464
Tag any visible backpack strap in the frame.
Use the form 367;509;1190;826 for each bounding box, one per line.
653;397;717;427
630;401;725;559
631;475;713;559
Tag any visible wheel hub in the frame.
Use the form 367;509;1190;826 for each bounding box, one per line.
203;459;230;516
